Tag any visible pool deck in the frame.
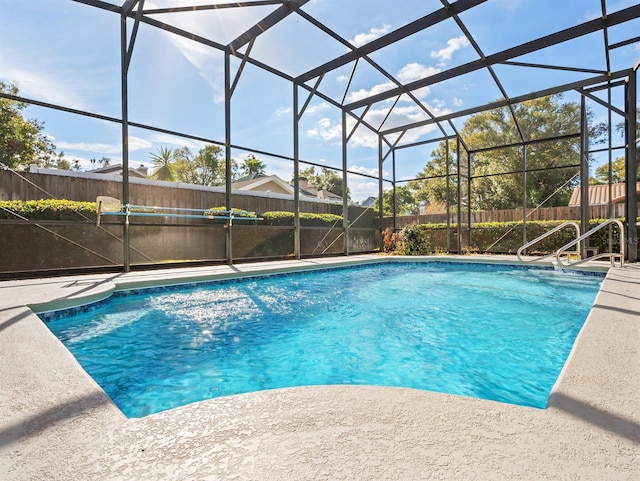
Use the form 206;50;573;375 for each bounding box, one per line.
1;254;638;480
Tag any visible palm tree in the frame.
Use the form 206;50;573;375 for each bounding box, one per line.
149;147;176;181
240;154;266;177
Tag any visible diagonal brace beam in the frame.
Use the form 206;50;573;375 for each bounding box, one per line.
228;0;310;55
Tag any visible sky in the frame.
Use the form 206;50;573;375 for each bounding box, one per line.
1;0;639;202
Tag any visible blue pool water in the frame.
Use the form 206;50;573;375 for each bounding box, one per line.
43;262;604;417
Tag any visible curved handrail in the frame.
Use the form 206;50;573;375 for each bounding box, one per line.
516;221;581;263
556;219;625;268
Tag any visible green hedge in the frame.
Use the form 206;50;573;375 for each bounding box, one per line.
0;202;344;227
0;199;97;221
204;207;257;218
261;211;343;227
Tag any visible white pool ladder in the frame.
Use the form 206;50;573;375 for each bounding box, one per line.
555;219;625;268
516;221;581;264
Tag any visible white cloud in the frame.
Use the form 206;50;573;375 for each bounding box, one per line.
276;106;292;117
347;177;379;203
345;63;440;104
346;81;396;103
56;136;152;155
56;142;118;155
348;165;388;178
306;102;331;115
430;35;470;64
305;100;448;149
147;133;207;150
2;64;91;111
350;24;392;48
307;117;342;141
396;63;441;83
129;137;154;151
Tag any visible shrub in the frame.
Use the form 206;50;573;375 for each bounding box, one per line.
397;224;431;255
261;211;343;227
0;199;96;221
205;207;257;218
382;227;402;253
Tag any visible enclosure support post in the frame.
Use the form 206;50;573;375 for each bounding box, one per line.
445;139;451;253
293;83;301;259
522;144;527;248
120;12;131;272
224;52;233;265
580;95;590;258
342;110;349;256
607;82;614;253
625;67;638;262
456;137;462;253
392;150;397;227
466;150;472;249
378;136;385;250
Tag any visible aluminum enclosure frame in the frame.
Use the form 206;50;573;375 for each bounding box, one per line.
4;0;639;270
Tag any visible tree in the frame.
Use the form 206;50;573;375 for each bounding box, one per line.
0;82;60;169
240;154;266;177
300;166;350;199
149;146;176;181
173;144;237;186
90;156;111;169
591;157;625;184
408;140;457;207
373;186;419;216
409;95;593;211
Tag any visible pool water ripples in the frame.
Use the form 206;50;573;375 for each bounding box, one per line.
44;262;604;417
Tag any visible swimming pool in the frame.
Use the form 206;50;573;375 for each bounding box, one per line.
42;261;604;417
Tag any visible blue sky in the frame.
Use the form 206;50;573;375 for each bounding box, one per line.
1;0;639;202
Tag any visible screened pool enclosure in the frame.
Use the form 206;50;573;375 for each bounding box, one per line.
0;0;639;276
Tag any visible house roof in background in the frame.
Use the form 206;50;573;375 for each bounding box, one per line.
569;181;640;206
88;163;148;178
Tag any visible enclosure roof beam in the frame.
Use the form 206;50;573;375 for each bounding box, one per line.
227;0;310;55
380;69;632;135
578;89;626;118
142;1;282;15
499;60;607;76
296;0;486;84
468;132;581;155
73;0;121;12
139;14;228;51
347;3;640;110
609;35;640;50
121;0;141;15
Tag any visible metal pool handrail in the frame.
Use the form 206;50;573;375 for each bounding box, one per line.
96;196;261;226
516;221;581;263
556;218;625;268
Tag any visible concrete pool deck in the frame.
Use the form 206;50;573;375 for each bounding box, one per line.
1;255;638;480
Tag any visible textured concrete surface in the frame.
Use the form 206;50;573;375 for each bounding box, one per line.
1;255;638;480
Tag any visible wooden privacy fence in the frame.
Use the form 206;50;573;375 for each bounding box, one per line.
2;170;634;228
